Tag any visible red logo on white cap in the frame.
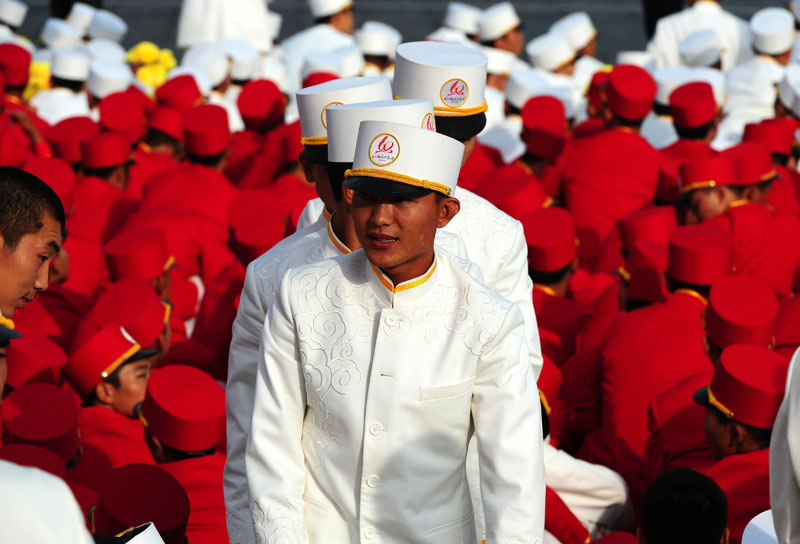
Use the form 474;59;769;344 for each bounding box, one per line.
321;101;344;129
440;79;469;108
369;133;400;167
422;113;436;131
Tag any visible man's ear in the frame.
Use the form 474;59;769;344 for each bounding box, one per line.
94;381;115;406
343;187;354;205
437;197;461;228
721;527;730;544
299;151;316;183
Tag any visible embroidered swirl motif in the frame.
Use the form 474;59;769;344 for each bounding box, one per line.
251;500;308;544
382;312;412;338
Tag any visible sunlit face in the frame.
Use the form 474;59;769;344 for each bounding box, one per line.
0;213;62;317
496;27;525;56
687;187;730;222
109;360;153;417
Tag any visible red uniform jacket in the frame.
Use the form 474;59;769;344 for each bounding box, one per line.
532;286;593;365
68;176;138;243
458;141;502;192
127;146;178;201
272;172;318;231
769;165;800;216
658;139;716;203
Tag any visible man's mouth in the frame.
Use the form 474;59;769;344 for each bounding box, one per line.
367;233;398;249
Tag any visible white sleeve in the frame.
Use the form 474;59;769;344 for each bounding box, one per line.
472;305;545;544
646;18;678;69
770;349;800;543
296;198;324;232
246;272;310;544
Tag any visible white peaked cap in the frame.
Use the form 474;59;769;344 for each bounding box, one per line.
679;29;721;67
549;12;596;51
182;43;229;88
327;99;435;162
51;49;90;81
526;32;576;72
742;511;778;544
308;0;352;19
169;65;212;96
88;60;132;99
0;0;26;28
688;67;726;107
88;10;127;43
444;2;482;35
260;55;291;94
357;25;397;58
41;18;83;50
66;2;96;34
346;120;464;196
303;50;341;79
478;2;521;42
84;39;126;63
126;523;167;544
616;50;657;72
482;46;516;75
505;67;549;109
653;65;694;105
793;0;800;21
393;41;488;117
363;21;402;46
221;38;259;81
265;10;282;43
335;44;365;77
750;8;796;56
296;76;393;145
425;27;474;47
778;64;800;111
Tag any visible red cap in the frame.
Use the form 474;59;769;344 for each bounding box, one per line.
5;332;67;389
282;120;303;163
700;344;789;428
229;190;288;262
148;106;184;142
706;275;778;349
618;206;677;253
667;225;733;285
93;464;190;544
183;104;230;157
63;325;143;399
0;43;31;87
494;176;552;220
139;365;225;452
22;156;77;214
104;228;173;282
775;295;800;356
81;132;130;170
586;70;610;111
126;83;156;115
605;64;656;121
520;95;567;161
743;118;795;156
679;155;737;195
626;238;668;303
1;383;79;463
0;444;67;479
669;81;716;129
722;142;778;186
155;74;203;112
98;91;147;145
49;117;100;164
302;71;339;88
237;79;285;133
522;207;577;272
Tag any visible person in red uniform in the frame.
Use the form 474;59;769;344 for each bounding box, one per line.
47;116;99;170
741;117;800;214
3;331;66;394
138;364;227;544
103;228;175;302
97;90;150;200
693;344;790;544
561;64;661;272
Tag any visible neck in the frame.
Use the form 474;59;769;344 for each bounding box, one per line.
381;251;435;287
331;203;360;251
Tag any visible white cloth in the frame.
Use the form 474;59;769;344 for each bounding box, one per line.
0;460;94;544
646;0;752;71
281;24;356;93
176;0;275;52
246;249;545;543
29;88;90;126
640;113;679;150
209;91;245;133
296;200;329;233
482;85;507;135
572;55;605;94
478;115;524;164
770;347;800;543
725;55;785;116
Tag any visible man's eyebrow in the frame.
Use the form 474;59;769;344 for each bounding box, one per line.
47;241;61;257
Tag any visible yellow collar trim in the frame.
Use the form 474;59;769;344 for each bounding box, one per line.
5;95;22;106
707;386;734;419
533;284;559;297
163;255;175;273
326;219;351;255
728;199;750;209
301;136;328;146
680;180;717;194
370;259;437;294
322;208;332;221
616;266;631;282
100;343;142;379
0;315;15;330
138;142;153;154
162;301;173;325
539;390;552;415
345;167;452;196
675;288;708;308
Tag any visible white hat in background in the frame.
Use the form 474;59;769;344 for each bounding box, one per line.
88;60;133;99
51;49;91;81
260;55;291;95
41;18;84;50
792;0;800;21
444;2;482;36
265;10;282;44
393;41;488;117
505;67;548;109
363;21;402;48
525;32;576;72
327;99;435;162
742;511;778;544
616;50;657;73
296;76;393;146
88;10;128;43
653;65;693;105
308;0;352;19
221;38;259;82
425;27;475;47
84;39;126;63
66;2;96;35
0;0;27;29
778;64;800;112
168;65;212;96
678;29;721;67
478;2;521;42
182;43;229;88
688;67;727;107
482;46;516;76
356;24;397;58
750;7;795;56
549;12;596;51
302;50;341;80
344;120;464;197
335;44;366;77
533;83;579;119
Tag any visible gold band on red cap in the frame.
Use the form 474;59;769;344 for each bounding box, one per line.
761;168;778;181
680;179;717;194
163;255;175;273
100;343;142;379
345;167;452;196
707;386;734;419
675;288;708;308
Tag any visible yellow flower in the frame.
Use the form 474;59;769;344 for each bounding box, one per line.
23;60;52;101
158;49;177;71
128;41;161;65
137;64;168;89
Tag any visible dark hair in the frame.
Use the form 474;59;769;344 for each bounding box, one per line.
50;76;85;93
540;400;550;439
186;151;227;168
530;261;572;285
675;121;715;141
708;405;773;449
642;469;728;544
81;362;124;407
653;102;671;116
144;128;181;150
613;112;645;130
772;152;789;167
0;166;66;250
83;165;119;181
326;161;351;202
664;275;712;299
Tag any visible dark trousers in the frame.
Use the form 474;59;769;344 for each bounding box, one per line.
641;0;684;39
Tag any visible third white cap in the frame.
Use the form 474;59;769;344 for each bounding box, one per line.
88;10;128;43
525;32;576;72
0;0;27;28
41;18;84;50
182;43;229;88
549;12;596;51
478;2;521;42
482;46;516;76
84;39;126;64
444;2;483;36
51;49;91;81
88;60;133;99
653;65;693;105
66;2;96;34
750;7;795;56
505;67;548;109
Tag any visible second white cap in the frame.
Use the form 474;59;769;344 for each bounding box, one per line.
51;49;91;81
750;7;795;56
478;2;521;42
88;60;133;99
0;0;27;28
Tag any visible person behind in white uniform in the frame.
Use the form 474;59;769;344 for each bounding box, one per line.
29;49;92;125
182;43;245;132
478;2;525;60
770;348;800;542
176;0;276;53
640;65;693;150
550;12;606;93
646;0;751;71
0;0;26;34
427;2;482;45
246;118;544;543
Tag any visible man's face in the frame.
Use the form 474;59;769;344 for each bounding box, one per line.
704;406;735;461
109;360;153;417
496;27;525;56
347;189;459;285
687;187;730;223
300;152;337;212
0;213;62;317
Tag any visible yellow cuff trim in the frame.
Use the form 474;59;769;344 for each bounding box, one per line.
301;136;328;146
539;390;552;415
0;315;15;330
163;255;175;273
680;180;717;194
707;386;734;419
345;168;452;196
616;267;631;282
101;343;142;379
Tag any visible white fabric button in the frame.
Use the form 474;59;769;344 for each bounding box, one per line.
369;424;381;436
363;526;377;539
366;475;379;488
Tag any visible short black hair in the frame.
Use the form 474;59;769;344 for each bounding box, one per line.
0;166;66;250
675;121;715;141
707;404;773;449
664;275;712;299
642;469;728;544
186;151;227;168
50;76;85;93
613;112;645;130
772;152;789;167
530;262;572;285
144;128;181;150
326;161;351;202
653;102;671;116
83;165;120;181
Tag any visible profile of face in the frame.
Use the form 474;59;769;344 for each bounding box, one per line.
0;213;62;317
346;188;460;285
95;359;153;417
687;187;734;223
496;27;525;56
301;152;337;213
704;406;738;461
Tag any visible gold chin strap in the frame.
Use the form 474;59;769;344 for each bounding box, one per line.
0;315;16;330
707;386;734;419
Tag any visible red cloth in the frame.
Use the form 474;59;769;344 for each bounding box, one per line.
272;172;319;231
68;176;138;243
703;449;770;544
224;130;264;185
162;454;229;544
13;286;94;352
562;127;661;271
658;139;716;203
572;118;605;140
59;236;110;301
533;287;593;365
545;486;591;544
458;141;502;192
127;146;179;201
237;121;299;190
770;165;800;215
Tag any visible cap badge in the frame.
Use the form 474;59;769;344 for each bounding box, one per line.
422;112;436;131
440;78;469;108
369;133;400;167
321;101;344;129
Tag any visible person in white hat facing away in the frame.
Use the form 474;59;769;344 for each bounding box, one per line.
640;65;694;149
525;32;578;77
39;17;83;50
646;0;752;71
29;50;92;125
426;2;482;46
221;38;259;105
481;46;516;133
86;60;133;108
88;9;127;43
65;2;96;36
679;29;723;69
176;0;275;53
356;21;402;78
0;0;26;33
246;117;544;544
478;2;525;59
281;0;356;93
770;350;800;542
182;43;245;132
549;12;606;94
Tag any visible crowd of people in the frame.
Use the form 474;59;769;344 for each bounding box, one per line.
1;0;800;542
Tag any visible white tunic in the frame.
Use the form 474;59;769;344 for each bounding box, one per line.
770;348;800;543
646;0;752;71
640;113;678;150
29;88;90;126
246;249;545;543
176;0;275;52
280;24;356;93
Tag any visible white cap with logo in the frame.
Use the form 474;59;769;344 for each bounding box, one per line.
679;29;721;68
478;2;521;42
549;12;596;51
308;0;352;19
88;60;133;99
444;2;482;36
66;2;96;34
51;49;91;81
526;32;576;72
0;0;26;28
88;10;128;43
750;7;796;56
